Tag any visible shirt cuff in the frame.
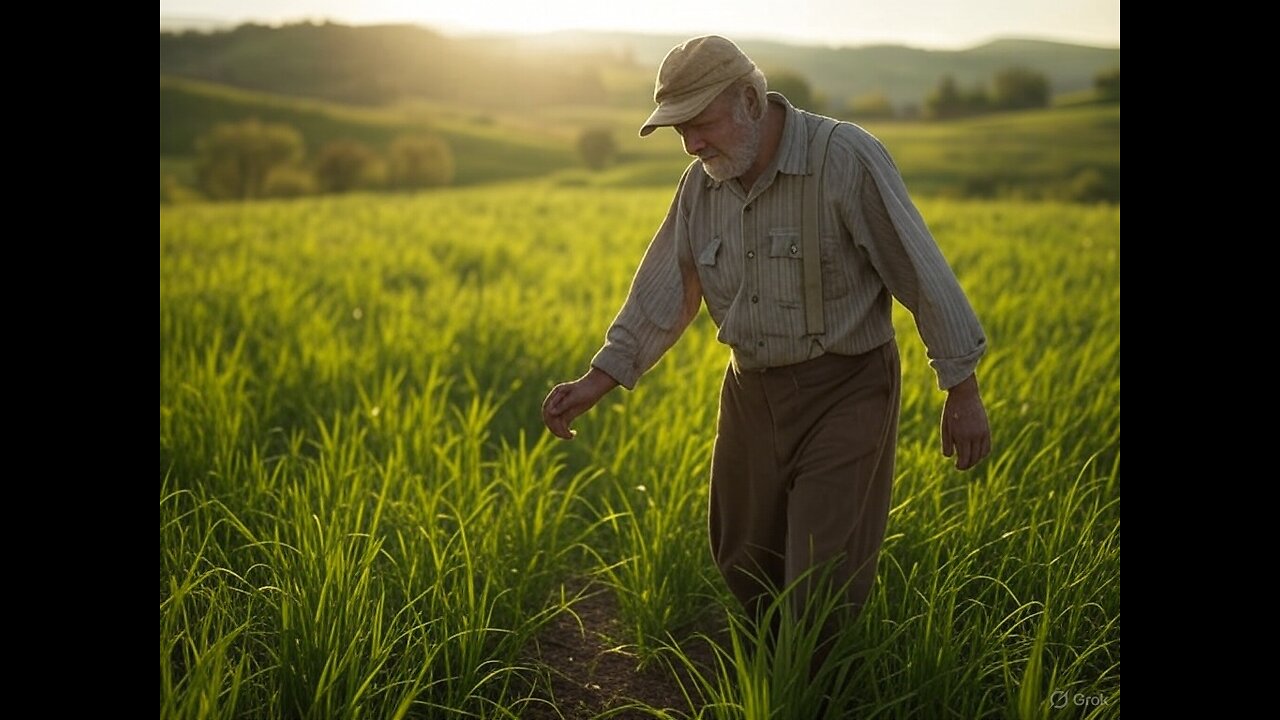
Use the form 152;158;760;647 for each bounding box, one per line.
931;341;987;391
590;346;641;391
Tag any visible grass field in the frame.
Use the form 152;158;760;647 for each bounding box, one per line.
160;182;1120;718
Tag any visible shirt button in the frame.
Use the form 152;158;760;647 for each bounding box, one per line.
790;244;798;255
744;205;752;212
746;250;755;259
757;340;765;347
751;294;759;303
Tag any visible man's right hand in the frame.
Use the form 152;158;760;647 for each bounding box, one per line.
541;367;619;440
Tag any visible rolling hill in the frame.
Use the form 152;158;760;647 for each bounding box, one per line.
160;74;1118;202
160;23;1119;113
160;75;577;187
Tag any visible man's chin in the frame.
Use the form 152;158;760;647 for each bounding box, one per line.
701;159;737;182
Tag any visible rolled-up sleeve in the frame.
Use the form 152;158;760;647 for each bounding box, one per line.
850;136;987;390
590;165;704;389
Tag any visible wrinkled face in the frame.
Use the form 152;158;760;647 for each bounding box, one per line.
674;88;762;182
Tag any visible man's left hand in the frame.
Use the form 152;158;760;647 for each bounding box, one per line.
941;374;991;471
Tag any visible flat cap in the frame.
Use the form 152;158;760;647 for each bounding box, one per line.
639;35;756;137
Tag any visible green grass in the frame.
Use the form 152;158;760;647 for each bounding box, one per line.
160;184;1120;718
860;105;1121;201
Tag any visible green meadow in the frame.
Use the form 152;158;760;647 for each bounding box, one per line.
160;181;1120;718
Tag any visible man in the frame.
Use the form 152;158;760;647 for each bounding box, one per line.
542;36;990;630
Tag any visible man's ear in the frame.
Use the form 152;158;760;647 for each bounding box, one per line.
743;85;760;118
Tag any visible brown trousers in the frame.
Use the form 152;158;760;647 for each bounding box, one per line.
709;341;901;621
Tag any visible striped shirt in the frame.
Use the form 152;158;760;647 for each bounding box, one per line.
591;93;986;391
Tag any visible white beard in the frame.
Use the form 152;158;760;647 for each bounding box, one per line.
700;105;762;182
702;155;747;182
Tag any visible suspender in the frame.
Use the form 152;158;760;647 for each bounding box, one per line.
802;119;840;337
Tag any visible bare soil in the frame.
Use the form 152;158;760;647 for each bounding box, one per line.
522;582;726;719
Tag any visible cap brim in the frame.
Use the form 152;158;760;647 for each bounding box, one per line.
638;75;739;137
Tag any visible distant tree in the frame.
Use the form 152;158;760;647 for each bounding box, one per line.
160;174;204;204
577;128;618;171
195;118;304;200
1095;67;1120;102
925;75;964;119
847;92;895;120
262;166;317;198
1067;168;1118;203
314;139;377;193
992;67;1050;110
963;83;991;115
359;157;389;189
767;70;815;111
387;134;455;189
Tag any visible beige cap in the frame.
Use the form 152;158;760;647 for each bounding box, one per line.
639;35;756;137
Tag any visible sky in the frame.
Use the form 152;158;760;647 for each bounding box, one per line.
159;0;1121;50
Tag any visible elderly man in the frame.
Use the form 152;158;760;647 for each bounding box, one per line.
542;36;990;628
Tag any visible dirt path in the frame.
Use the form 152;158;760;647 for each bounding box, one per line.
523;583;723;719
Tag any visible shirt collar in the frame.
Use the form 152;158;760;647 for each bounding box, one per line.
770;91;811;176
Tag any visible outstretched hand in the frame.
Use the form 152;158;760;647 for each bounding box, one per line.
541;368;619;440
941;374;991;470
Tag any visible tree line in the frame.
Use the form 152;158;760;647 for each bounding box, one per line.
774;64;1120;121
165;119;456;202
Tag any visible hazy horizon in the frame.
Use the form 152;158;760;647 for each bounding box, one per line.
158;0;1121;51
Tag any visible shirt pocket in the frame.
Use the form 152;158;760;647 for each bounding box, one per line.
695;234;736;310
767;228;852;304
767;229;805;307
769;230;803;260
698;234;723;267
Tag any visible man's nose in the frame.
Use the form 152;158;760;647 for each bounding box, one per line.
682;131;705;156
